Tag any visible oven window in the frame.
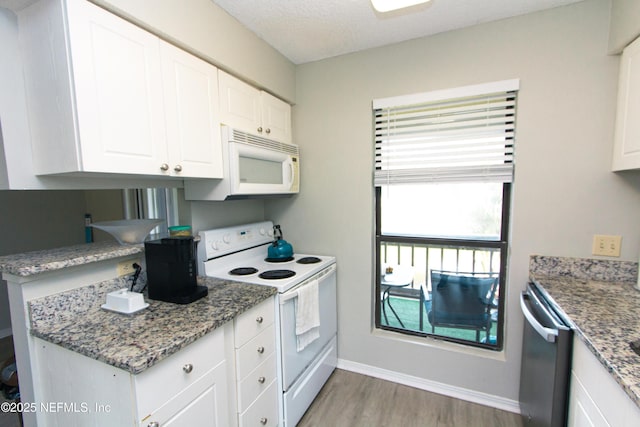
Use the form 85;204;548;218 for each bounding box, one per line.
239;156;282;184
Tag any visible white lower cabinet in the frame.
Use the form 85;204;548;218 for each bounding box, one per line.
34;326;231;427
30;297;279;427
567;336;640;427
233;297;279;427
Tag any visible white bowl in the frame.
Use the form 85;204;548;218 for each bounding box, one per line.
90;219;163;245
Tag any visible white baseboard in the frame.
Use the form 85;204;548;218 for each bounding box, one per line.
0;328;12;339
337;358;521;414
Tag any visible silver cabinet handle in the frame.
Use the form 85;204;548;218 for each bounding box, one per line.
258;376;266;384
174;164;182;172
257;346;265;354
160;163;169;171
183;363;193;374
260;418;268;425
256;316;264;324
148;422;160;427
257;126;263;133
265;128;271;134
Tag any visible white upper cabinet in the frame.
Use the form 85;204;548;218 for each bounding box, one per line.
612;35;640;171
19;0;223;179
218;70;292;143
161;42;223;179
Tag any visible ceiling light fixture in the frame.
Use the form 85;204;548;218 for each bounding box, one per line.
371;0;432;13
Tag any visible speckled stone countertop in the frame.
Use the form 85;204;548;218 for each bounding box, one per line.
530;255;640;408
0;242;144;277
29;276;276;374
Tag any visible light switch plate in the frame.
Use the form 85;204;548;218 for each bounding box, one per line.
592;235;622;257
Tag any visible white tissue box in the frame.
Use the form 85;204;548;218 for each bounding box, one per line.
102;288;148;314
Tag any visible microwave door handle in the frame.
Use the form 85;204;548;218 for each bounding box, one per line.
284;158;294;186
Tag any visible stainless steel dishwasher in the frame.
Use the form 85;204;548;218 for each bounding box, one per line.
519;281;573;427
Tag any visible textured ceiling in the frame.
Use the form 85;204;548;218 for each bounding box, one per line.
211;0;585;64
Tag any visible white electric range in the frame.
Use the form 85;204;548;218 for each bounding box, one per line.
197;221;337;427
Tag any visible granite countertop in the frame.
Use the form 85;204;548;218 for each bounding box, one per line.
29;276;277;374
530;255;640;408
0;241;144;277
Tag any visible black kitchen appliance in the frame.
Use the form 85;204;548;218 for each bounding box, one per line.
519;281;573;427
144;236;207;304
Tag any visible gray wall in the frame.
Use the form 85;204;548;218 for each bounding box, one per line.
0;189;123;336
93;0;296;102
608;0;640;53
266;0;640;403
0;190;86;336
189;199;266;233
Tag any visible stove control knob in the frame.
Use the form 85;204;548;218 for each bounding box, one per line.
223;234;231;244
259;228;266;236
211;240;223;250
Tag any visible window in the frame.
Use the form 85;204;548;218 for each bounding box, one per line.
373;80;518;350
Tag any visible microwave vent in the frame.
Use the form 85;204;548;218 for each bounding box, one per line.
231;128;299;156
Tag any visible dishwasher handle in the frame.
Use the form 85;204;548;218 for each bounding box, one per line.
520;292;558;343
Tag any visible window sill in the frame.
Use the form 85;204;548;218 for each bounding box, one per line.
370;327;507;362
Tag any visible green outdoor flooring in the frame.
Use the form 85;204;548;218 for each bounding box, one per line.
381;296;497;344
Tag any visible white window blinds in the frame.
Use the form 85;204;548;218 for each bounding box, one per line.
374;79;519;186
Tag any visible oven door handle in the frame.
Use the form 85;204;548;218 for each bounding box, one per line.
281;264;337;303
520;292;558;343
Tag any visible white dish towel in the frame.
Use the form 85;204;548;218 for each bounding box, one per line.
295;279;320;352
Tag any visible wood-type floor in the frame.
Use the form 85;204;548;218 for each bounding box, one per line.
297;369;523;427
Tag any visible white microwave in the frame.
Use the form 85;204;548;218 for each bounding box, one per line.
184;126;299;200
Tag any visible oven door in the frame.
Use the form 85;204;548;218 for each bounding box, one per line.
228;141;299;196
279;264;337;391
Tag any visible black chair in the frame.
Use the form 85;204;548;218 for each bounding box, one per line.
425;270;499;342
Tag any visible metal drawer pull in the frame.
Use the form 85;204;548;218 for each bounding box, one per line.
258;376;266;384
257;126;263;133
160;163;169;171
257;346;265;354
183;363;193;374
256;316;264;324
260;417;268;425
174;164;182;172
148;422;160;427
265;128;271;134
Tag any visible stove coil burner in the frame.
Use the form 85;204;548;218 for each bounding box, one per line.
229;267;259;276
265;257;294;263
297;256;322;264
259;269;296;280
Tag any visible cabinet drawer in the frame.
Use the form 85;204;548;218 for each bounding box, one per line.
235;298;275;348
237;353;277;413
236;324;275;379
239;381;279;427
140;359;227;427
135;329;225;417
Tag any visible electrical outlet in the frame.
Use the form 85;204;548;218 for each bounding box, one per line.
592;235;622;257
117;259;140;277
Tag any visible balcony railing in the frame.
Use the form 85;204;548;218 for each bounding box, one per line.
377;239;504;347
379;241;501;296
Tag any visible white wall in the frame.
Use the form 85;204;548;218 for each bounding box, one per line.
266;0;640;405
